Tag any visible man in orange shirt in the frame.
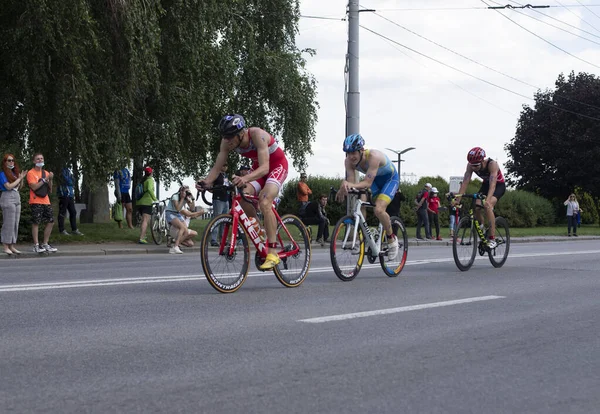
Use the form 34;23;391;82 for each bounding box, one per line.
26;153;58;253
297;172;312;217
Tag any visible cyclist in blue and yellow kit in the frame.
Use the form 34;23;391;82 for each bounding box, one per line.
336;134;400;259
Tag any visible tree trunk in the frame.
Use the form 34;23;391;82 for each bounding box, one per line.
80;175;111;223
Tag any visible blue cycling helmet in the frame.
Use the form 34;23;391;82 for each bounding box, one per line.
343;134;365;152
218;114;246;137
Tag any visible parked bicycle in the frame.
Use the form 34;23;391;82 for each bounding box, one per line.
330;188;408;281
200;185;311;293
150;200;169;245
451;193;510;271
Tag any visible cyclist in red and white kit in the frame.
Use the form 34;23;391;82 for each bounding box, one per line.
455;147;506;249
196;114;288;269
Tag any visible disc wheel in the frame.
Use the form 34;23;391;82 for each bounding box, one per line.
488;216;510;268
330;215;364;281
452;216;477;271
272;214;311;288
380;216;408;277
200;214;250;293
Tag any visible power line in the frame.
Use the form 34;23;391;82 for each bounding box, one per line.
371;11;600;112
299;15;346;21
359;24;600;122
482;0;600;70
555;0;600;34
369;4;600;12
572;0;600;21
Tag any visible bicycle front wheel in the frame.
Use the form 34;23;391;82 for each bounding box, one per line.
200;214;249;293
380;216;408;277
488;216;510;268
151;212;163;245
330;215;365;281
453;216;477;271
272;214;311;288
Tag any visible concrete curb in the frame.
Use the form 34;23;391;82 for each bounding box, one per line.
2;236;599;259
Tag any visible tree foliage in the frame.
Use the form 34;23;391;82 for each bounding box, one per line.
0;0;318;189
504;71;600;199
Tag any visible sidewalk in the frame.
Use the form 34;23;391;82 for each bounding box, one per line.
2;235;599;259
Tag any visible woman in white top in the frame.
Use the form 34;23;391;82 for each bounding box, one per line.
166;185;196;254
563;193;580;237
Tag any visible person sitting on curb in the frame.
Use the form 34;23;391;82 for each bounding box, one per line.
302;194;330;246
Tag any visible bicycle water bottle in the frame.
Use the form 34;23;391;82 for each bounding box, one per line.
249;217;266;242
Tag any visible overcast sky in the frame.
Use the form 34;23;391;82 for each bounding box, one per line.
146;0;600;203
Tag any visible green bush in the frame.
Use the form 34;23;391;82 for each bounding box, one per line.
576;192;598;224
494;190;555;227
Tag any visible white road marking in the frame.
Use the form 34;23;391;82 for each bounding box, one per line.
1;249;599;293
298;295;506;323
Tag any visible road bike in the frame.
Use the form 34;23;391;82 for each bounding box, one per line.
150;200;169;245
200;185;311;293
452;193;510;271
330;188;408;281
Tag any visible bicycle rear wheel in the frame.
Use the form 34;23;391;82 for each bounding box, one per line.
200;214;249;293
151;211;163;245
453;216;477;271
488;216;510;268
330;215;365;281
380;216;409;277
272;214;311;288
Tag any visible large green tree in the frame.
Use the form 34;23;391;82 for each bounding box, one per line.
504;71;600;199
1;0;318;216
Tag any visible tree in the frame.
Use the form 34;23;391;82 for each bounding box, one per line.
504;72;600;199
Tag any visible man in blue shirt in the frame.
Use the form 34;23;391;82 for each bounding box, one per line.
113;167;134;229
57;165;83;236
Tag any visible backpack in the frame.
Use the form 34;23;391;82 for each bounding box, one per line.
135;182;145;201
33;170;49;198
415;189;425;204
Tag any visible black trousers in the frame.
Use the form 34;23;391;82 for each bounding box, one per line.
58;196;77;232
302;216;329;241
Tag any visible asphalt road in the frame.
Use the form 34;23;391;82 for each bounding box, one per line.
1;241;599;413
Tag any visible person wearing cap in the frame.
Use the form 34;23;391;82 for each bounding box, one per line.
415;183;432;240
427;187;442;240
236;165;251;177
297;172;312;217
136;166;158;244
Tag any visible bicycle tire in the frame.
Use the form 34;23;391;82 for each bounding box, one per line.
200;214;249;293
488;216;510;268
330;215;365;281
150;210;163;245
380;216;409;277
453;216;477;271
272;214;311;288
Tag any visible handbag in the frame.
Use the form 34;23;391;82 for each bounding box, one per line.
33;170;49;197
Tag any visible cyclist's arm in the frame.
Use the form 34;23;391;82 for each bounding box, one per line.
244;128;270;182
349;153;380;191
486;160;499;199
457;164;473;195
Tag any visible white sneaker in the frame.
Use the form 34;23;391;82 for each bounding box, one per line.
488;239;497;249
42;243;58;252
169;246;183;254
33;244;46;253
60;230;71;236
387;236;399;260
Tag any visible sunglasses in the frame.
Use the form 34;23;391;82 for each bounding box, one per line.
6;159;14;162
469;163;482;168
223;134;239;141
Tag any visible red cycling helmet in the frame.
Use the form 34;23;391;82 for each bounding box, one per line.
467;147;486;164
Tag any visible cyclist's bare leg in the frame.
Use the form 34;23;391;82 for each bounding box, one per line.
238;183;258;219
485;196;498;238
258;182;280;255
374;198;393;236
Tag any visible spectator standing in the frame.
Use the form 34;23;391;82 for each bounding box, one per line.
414;183;432;240
210;165;231;246
0;154;26;255
386;189;404;218
165;185;196;254
26;153;58;253
113;167;134;229
136;166;158;244
563;193;580;237
297;172;312;217
57;165;83;236
427;187;442;240
302;194;330;246
446;192;460;238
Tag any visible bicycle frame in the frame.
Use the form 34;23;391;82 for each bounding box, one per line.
456;194;490;248
342;197;383;255
218;191;302;260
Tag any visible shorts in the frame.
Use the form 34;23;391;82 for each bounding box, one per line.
120;192;132;204
30;204;55;224
166;211;184;225
479;181;506;200
249;153;289;194
371;170;399;204
137;205;152;216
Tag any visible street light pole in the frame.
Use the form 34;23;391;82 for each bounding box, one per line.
385;147;416;183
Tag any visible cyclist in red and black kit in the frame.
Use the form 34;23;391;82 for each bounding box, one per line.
455;147;506;249
196;114;288;270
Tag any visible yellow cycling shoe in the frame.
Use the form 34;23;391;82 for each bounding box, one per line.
259;253;280;270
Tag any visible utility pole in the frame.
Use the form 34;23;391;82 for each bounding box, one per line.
385;147;416;184
346;0;360;138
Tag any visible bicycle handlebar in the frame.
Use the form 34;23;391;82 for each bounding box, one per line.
199;184;252;206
